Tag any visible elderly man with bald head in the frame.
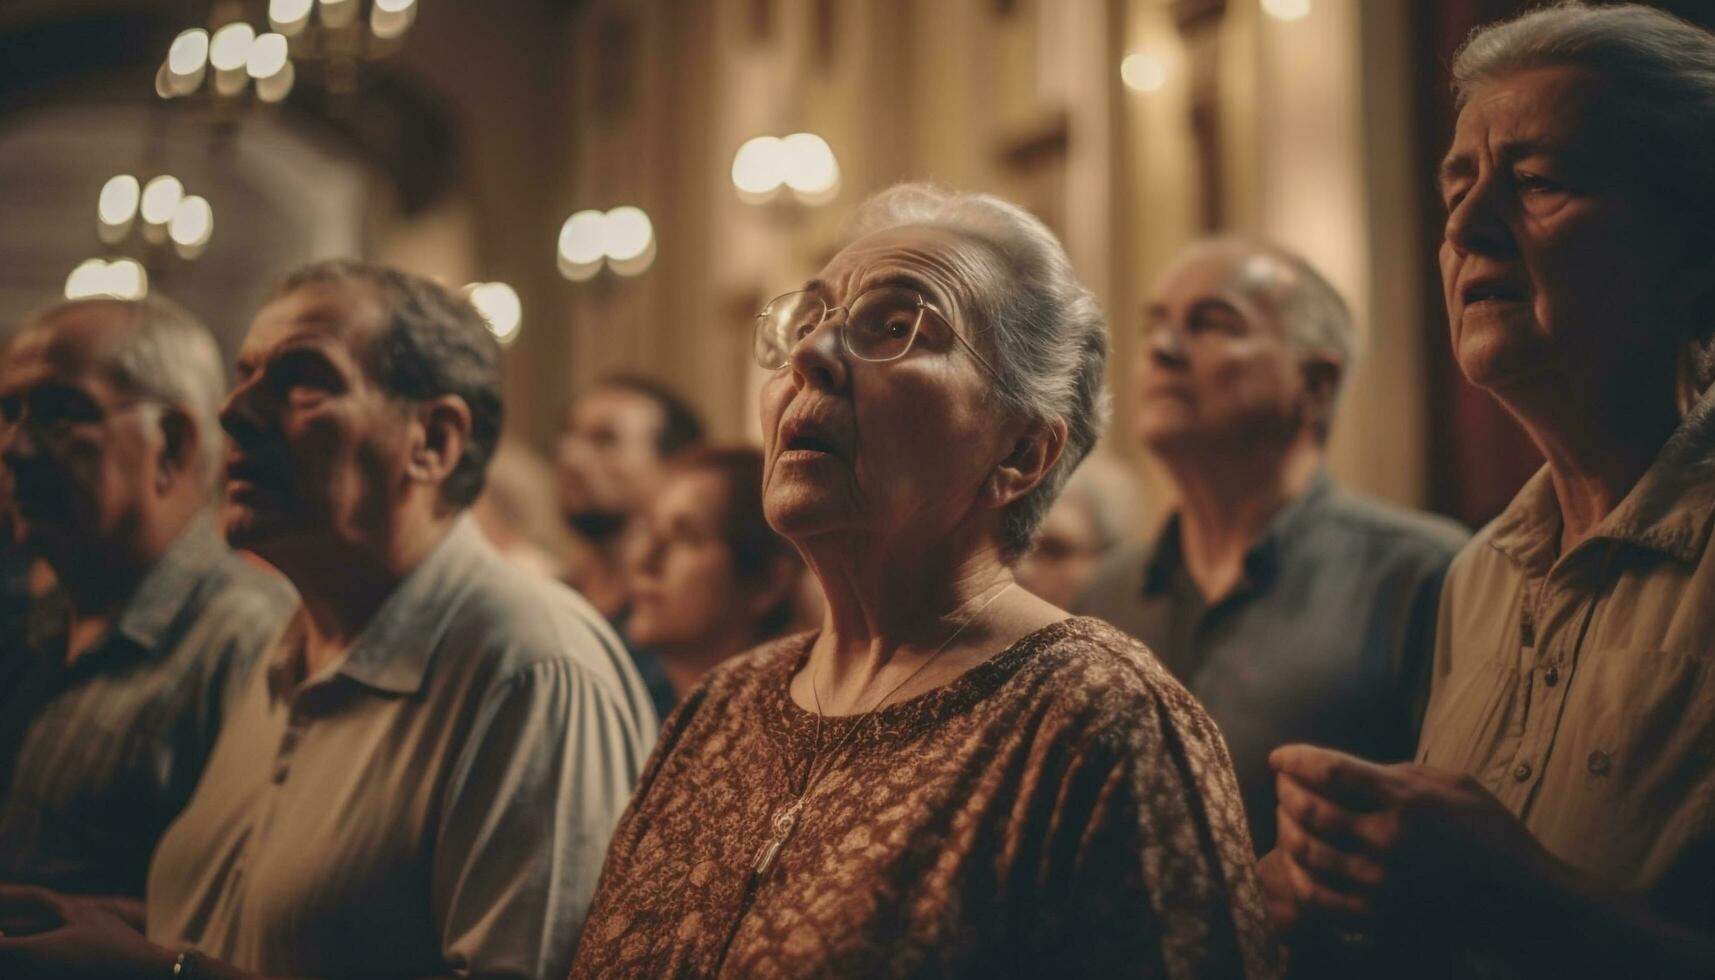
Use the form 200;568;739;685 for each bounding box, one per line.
0;296;295;904
1076;238;1467;858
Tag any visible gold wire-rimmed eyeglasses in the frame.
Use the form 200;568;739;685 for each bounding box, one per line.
752;286;1000;378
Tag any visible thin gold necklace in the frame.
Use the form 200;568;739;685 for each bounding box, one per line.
750;581;1016;881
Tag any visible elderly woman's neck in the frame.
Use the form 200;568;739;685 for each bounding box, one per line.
1506;377;1684;553
800;533;1016;679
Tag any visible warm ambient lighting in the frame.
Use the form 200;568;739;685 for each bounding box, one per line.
98;175;141;227
246;33;290;79
208;23;256;72
1261;0;1312;22
557;206;657;280
65;258;148;301
731;133;841;204
1120;53;1168;93
139;176;185;226
167;29;210;76
464;282;522;346
168;195;215;253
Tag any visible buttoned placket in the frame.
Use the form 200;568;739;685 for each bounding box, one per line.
1492;545;1615;815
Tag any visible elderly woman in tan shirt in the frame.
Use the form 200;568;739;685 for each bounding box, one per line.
1261;4;1715;977
569;184;1277;978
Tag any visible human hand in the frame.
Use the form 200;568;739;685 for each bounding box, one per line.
0;884;175;979
1267;744;1553;938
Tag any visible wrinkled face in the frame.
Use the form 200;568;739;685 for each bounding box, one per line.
1438;67;1686;397
627;468;755;652
759;226;1013;551
219;280;412;563
0;305;160;557
1135;248;1307;453
555;387;667;525
1014;495;1102;609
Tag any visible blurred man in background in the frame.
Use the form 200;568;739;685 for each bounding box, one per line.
1076;238;1466;856
557;374;705;720
0;296;294;902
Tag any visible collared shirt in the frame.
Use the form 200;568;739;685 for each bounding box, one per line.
0;515;295;896
1418;389;1715;933
145;517;657;979
1076;471;1467;852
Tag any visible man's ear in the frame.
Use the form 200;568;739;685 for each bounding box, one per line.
1300;354;1343;438
155;407;199;493
408;395;473;490
987;417;1068;509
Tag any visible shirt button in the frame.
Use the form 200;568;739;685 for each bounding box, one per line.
1588;751;1612;776
1543;665;1560;687
1513;762;1533;782
272;763;290;784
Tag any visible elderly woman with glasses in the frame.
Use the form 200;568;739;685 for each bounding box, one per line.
569;184;1276;979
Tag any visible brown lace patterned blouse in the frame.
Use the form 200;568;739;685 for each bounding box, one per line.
569;617;1278;979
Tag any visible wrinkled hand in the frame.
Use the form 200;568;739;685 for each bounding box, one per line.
0;884;175;979
1264;744;1554;939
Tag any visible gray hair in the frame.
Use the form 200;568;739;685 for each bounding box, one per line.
1183;237;1359;440
845;183;1110;561
1453;1;1715;385
23;295;227;490
271;259;504;509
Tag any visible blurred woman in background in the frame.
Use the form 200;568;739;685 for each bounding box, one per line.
627;446;806;703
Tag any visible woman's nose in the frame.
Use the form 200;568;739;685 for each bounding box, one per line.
786;311;849;393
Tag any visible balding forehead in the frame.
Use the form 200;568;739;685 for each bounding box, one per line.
11;300;138;370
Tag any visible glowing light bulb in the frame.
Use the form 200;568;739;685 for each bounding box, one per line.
1121;53;1168;92
168;29;210;76
256;60;295;103
208;23;256;72
1261;0;1312;22
98;175;140;226
270;0;313;25
781;133;839;196
465;283;522;345
732;136;785;197
603;207;653;263
247;33;289;79
139;176;184;226
169;195;214;248
374;0;417;12
558;210;608;267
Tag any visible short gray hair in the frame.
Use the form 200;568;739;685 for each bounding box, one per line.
1453;1;1715;381
845;183;1110;561
1184;237;1358;440
24;295;227;490
272;259;503;509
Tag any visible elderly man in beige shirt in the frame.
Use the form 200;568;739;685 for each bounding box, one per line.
1258;6;1715;978
0;260;655;979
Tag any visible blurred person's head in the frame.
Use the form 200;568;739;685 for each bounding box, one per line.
473;439;577;580
628;446;801;696
1136;238;1354;464
219;259;502;574
1442;3;1715;410
1016;452;1140;608
556;375;704;539
1;295;226;584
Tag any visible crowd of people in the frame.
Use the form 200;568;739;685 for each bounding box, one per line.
0;2;1712;977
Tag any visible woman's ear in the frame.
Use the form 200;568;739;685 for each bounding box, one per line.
408;395;473;492
987;418;1068;509
154;407;200;494
1299;354;1344;439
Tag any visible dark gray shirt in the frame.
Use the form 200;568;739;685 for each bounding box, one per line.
0;515;295;896
1074;471;1467;853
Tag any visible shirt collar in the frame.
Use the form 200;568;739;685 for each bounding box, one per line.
267;516;490;702
1489;387;1715;571
112;512;229;656
1142;467;1335;596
